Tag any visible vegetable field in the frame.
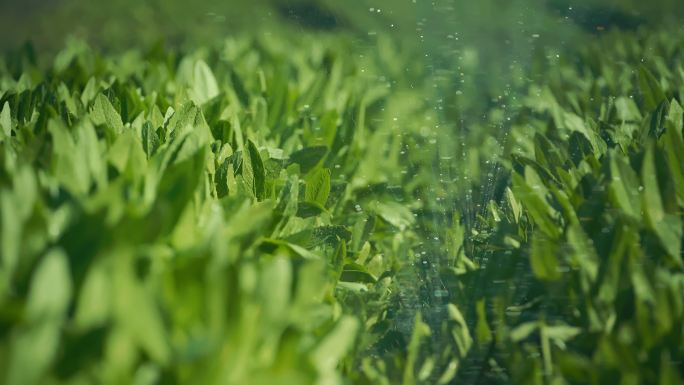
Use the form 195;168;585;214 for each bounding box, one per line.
0;1;682;384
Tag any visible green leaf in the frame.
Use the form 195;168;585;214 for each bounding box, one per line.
512;170;560;239
215;158;232;198
305;168;331;207
403;313;431;385
447;303;472;357
192;59;220;105
475;299;492;344
1;191;20;278
296;201;327;218
260;256;292;322
229;68;250;107
642;144;682;258
288;146;328;174
505;187;522;224
7;324;61;385
639;65;667;111
91;93;124;134
6;249;72;385
141;122;160;158
510;322;538;342
662;102;684;203
609;152;641;220
74;262;111;330
566;224;599;285
332;239;347;274
0;101;11;138
165;102;213;147
259;238;321;260
545;324;581;343
666;99;683;133
26;249;72;321
113;253;169;364
108;130;147;176
49;119;91;195
530;233;561;280
242;139;265;200
373;201;414;230
311;316;358;373
340;263;377;283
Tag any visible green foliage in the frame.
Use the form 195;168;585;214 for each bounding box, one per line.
0;10;683;385
459;32;684;384
0;30;465;385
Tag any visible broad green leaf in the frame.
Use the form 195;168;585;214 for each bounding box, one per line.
143;142;207;240
229;68;250;107
113;254;169;364
241;139;265;200
340;263;377;283
311;316;358;372
510;322;538;342
545;324;581;343
642;144;682;258
305;168;331;207
352;215;375;252
662;103;684;203
512;170;560;238
78;120;108;189
26;249;72;321
49;119;91;194
1;191;20;278
296;201;327;218
609;152;641;220
614;96;642;122
563;112;603;155
665;99;683;133
260;256;292;323
6;323;61;385
475;299;492;344
332;239;346;273
373;201;414;230
288;145;328;174
437;360;460;385
0;101;11;138
141;122;160;158
215;158;232;198
80;77;99;105
75;262;111;329
530;233;561;280
108;130;147;175
165;102;213;148
259;238;321;260
566;224;599;287
505;187;522;223
6;250;72;385
13;165;37;221
91;93;124;134
192;59;220;105
639;65;667;111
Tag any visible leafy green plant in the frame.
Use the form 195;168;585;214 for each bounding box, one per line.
0;10;683;385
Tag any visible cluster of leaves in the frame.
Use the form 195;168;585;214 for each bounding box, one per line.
453;30;684;384
0;31;475;384
1;12;683;385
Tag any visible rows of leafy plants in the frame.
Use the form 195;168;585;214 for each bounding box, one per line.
0;23;682;385
0;33;463;384
450;30;684;384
